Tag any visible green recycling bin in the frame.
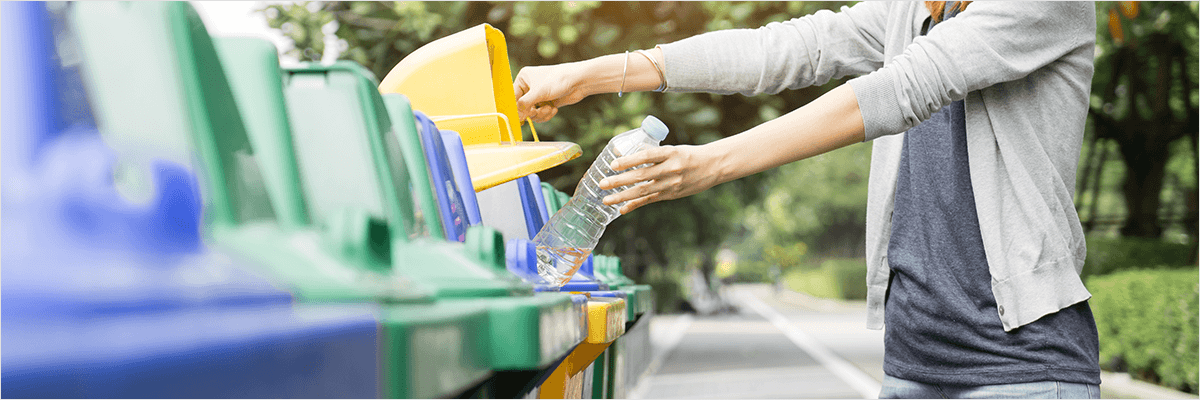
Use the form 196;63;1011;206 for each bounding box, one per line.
214;37;500;398
275;61;583;377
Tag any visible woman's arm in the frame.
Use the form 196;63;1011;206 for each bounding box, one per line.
598;84;865;213
513;48;667;122
513;1;891;122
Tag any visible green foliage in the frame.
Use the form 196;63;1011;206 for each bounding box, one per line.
262;2;336;62
782;258;867;300
1083;235;1196;279
723;259;774;284
738;138;871;263
1085;2;1199;239
1087;268;1199;394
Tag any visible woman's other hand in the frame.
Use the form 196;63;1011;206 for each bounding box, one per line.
593;84;866;215
596;145;725;214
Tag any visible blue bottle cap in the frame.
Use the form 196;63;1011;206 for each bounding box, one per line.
640;115;669;141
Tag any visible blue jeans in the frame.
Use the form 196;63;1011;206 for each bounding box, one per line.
879;375;1101;399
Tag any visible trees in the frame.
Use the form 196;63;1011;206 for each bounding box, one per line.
1083;2;1198;241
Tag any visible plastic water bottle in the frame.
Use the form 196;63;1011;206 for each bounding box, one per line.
533;116;669;287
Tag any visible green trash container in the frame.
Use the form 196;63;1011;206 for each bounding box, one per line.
69;4;495;397
276;62;583;378
213;37;503;398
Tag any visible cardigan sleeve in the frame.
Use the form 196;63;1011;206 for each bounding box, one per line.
848;2;1096;140
658;1;890;96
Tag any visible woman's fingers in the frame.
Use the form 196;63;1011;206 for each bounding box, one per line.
514;64;589;122
617;193;660;214
531;105;558;123
595;144;720;212
514;67;558;120
609;147;671;172
598;163;654;191
603;178;665;205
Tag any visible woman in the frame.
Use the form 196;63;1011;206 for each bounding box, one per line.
513;2;1100;398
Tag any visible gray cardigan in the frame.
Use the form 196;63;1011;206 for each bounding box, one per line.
659;2;1096;331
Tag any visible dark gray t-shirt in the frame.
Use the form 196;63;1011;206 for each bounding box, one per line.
882;7;1100;386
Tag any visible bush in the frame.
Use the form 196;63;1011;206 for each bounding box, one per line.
1087;268;1199;394
783;258;867;300
1083;236;1194;278
728;260;774;284
641;276;686;314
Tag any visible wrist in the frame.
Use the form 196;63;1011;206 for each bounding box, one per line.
576;54;624;97
699;143;732;186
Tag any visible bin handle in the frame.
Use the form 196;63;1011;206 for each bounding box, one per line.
429;112;534;144
525;118;541;143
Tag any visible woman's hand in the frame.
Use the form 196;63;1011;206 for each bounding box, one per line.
597;145;725;214
513;49;667;123
594;84;866;215
513;63;591;123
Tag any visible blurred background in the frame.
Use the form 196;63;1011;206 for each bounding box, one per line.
209;1;1196;396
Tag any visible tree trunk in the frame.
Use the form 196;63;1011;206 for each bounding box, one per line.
1084;139;1110;232
1116;135;1170;237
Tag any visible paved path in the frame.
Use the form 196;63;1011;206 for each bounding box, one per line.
631;284;884;399
630;284;1197;399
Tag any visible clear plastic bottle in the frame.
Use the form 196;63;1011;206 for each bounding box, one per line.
533;116;669;287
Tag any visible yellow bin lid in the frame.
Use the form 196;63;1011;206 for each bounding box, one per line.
379;24;580;192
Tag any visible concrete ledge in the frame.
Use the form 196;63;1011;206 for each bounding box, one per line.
1100;371;1198;399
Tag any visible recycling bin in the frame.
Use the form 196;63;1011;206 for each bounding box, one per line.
66;2;494;397
277;60;584;391
215;38;496;398
2;3;378;397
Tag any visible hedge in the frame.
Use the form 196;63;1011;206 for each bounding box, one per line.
1087;268;1199;394
1083;236;1194;278
783;258;867;300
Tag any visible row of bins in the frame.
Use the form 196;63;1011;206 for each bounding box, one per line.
2;1;655;398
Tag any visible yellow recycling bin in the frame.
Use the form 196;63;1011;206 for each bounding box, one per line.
379;24;581;192
538;298;627;399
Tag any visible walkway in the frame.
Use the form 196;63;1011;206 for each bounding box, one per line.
631;284;884;399
630;284;1197;399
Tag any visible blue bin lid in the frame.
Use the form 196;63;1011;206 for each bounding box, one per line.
505;238;542;284
553;281;606;292
517;174;546;237
439;129;482;226
506;239;607;292
1;0;97;183
528;174;550;223
413;111;469;242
